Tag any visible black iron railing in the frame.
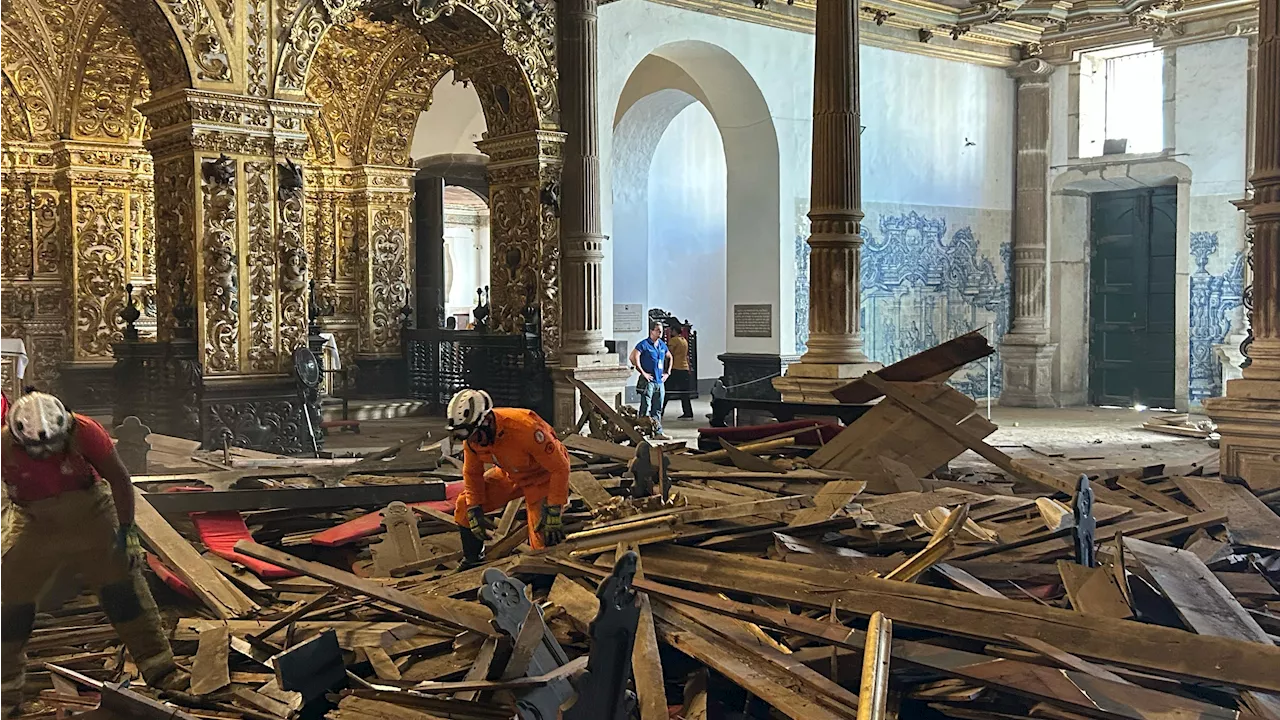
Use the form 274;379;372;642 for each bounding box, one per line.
404;313;552;419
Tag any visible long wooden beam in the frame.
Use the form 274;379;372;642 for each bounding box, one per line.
544;560;1265;720
599;545;1280;692
235;541;495;637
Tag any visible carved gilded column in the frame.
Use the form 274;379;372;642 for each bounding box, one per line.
477;130;565;350
349;164;415;397
40;143;158;412
1206;1;1280;486
774;0;881;403
0;145;64;393
138;90;323;453
558;0;607;359
1000;58;1058;408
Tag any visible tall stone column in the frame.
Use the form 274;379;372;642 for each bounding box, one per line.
558;0;607;358
1000;58;1058;407
1205;5;1280;487
548;0;629;428
774;0;881;403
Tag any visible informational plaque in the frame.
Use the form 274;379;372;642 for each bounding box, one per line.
614;304;644;333
733;304;772;338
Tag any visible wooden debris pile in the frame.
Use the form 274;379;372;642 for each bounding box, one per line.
20;341;1280;720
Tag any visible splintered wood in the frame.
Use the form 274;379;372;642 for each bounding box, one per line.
28;337;1280;720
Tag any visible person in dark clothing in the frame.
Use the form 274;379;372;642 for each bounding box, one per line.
664;326;695;419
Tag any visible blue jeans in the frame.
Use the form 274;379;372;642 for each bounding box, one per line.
638;380;665;432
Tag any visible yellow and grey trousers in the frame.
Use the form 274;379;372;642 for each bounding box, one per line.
1;485;176;713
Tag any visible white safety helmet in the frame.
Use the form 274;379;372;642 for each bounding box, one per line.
7;391;74;458
446;389;493;441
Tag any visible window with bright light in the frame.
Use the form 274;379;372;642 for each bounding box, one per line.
1078;44;1165;157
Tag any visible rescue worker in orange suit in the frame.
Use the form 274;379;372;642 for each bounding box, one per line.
447;389;570;567
1;392;189;716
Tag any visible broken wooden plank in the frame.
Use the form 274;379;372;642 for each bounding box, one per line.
1115;478;1196;515
569;377;644;444
633;594;667;720
1006;634;1131;684
832;330;994;404
134;488;258;619
788;481;867;527
579;545;1280;692
1175;478;1280;551
568;471;613;510
1056;562;1132;619
190;625;231;696
142;482;446;514
234;541;495;636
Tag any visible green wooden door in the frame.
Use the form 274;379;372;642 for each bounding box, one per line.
1089;187;1177;408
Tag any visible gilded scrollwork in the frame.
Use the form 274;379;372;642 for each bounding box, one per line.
163;0;232;81
34;191;61;275
245;161;278;371
72;188;128;358
2;185;35;278
247;0;270;96
201;154;238;372
152;156;195;339
278;159;310;355
129;187;156;280
367;205;409;353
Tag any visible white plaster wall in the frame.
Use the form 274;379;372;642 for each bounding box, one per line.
443;214;489;317
644;103;728;379
598;0;1015;366
410;71;488;160
599;1;812;358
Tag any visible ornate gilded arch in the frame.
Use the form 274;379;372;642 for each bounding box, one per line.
303;17;453;168
275;0;557;132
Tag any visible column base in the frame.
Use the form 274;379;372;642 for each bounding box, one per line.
773;360;884;404
1203;379;1280;491
201;374;323;455
553;355;631;431
999;340;1058;407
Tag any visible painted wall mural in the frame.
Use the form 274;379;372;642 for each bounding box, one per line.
1189;230;1245;404
796;205;1011;399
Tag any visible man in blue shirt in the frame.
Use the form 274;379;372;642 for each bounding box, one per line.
629;321;673;439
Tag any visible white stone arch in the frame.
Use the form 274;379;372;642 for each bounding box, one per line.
607;40;782;381
1049;157;1194;410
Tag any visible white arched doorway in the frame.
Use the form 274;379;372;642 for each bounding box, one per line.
609;41;780;392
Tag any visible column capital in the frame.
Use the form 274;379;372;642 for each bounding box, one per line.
139;89;319;159
1008;58;1054;82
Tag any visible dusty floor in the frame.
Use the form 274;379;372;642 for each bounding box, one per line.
324;397;1216;472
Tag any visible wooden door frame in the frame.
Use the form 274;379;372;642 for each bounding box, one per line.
1048;157;1192;411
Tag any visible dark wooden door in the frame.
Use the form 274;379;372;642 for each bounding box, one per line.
1089;187;1177;408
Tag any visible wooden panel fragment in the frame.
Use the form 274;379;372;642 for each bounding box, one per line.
1175;478;1280;551
1056;561;1133;619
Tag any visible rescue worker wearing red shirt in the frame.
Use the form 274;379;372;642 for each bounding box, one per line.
447;389;570;567
1;392;189;715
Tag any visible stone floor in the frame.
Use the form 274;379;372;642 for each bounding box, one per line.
325;397;1218;473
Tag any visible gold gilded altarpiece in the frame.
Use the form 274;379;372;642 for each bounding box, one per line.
1;0;564;447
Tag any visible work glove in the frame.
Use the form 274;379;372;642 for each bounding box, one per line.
538;503;566;546
115;522;143;569
466;506;496;541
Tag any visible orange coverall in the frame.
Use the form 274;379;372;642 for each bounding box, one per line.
452;407;571;549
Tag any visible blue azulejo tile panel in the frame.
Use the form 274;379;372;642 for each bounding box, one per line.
796;207;1011;399
1189;231;1244;404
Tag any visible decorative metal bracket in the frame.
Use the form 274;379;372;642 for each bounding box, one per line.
479;568;575;720
1073;474;1096;567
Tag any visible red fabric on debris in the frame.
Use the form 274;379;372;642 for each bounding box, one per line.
697;419;843;447
310;480;465;547
165;486;298;578
145;552;196;599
